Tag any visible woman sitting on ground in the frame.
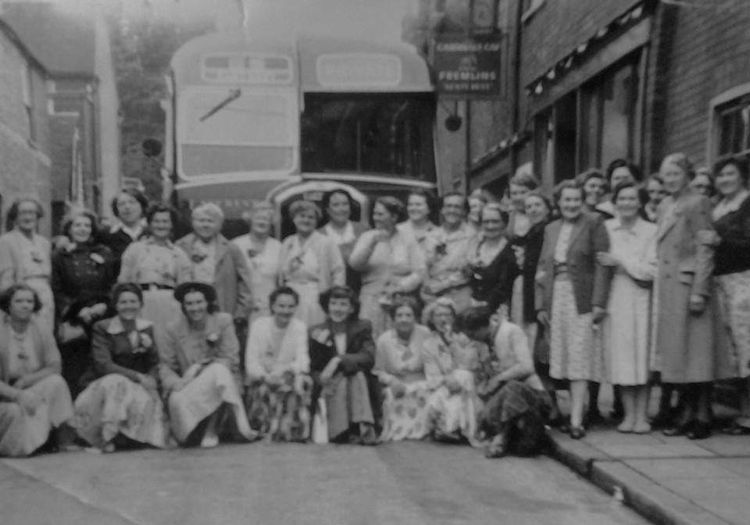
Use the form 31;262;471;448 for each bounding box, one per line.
309;286;377;445
421;297;480;445
374;295;432;442
245;286;312;442
464;307;551;459
160;282;255;448
73;283;168;452
0;284;76;457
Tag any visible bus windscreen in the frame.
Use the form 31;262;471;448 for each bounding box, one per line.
180;89;296;176
301;93;435;181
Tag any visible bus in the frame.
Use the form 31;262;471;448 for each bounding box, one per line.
161;31;438;237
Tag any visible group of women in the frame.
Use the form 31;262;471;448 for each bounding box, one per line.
0;150;749;460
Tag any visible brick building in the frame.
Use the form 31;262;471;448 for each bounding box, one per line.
0;14;51;234
2;2;121;232
409;0;750;194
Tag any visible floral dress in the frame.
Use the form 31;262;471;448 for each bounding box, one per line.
421;331;480;445
72;317;169;449
374;325;432;441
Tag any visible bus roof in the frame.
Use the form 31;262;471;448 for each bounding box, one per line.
171;31;432;93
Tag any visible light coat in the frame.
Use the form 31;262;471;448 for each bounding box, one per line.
653;189;733;383
176;233;253;320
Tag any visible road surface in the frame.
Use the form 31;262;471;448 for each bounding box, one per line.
0;441;648;525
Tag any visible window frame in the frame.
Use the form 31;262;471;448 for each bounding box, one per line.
708;82;750;165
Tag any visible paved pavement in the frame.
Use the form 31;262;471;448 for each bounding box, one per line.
550;391;750;525
0;441;647;525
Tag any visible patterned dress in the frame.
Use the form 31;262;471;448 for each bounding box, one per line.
421;331;480;445
421;223;475;312
549;223;603;381
245;316;312;442
73;317;168;449
374;325;432;441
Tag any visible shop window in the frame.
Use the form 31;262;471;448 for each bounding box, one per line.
533;52;642;184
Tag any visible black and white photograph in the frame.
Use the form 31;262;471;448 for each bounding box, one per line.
0;0;749;523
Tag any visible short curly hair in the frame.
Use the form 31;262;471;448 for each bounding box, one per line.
0;284;43;314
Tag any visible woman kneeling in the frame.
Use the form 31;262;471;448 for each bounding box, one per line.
73;283;168;452
245;287;312;442
0;284;76;456
309;286;377;445
161;282;255;447
465;307;552;458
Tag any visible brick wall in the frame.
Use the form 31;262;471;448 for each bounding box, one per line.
651;0;750;170
0;30;51;234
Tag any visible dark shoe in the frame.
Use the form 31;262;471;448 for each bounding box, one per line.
550;416;569;434
686;421;712;440
650;411;673;429
569;426;586;440
662;420;694;437
585;411;605;427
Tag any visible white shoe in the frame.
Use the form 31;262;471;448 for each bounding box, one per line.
200;433;219;448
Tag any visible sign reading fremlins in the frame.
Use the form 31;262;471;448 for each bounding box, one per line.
433;36;502;97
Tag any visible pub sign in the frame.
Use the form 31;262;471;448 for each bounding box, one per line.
433;35;502;97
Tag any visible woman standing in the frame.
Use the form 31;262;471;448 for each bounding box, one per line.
467;203;518;313
536;181;610;439
597;182;657;434
52;209;116;395
245;287;312;442
350;197;426;337
374;296;432;442
654;153;730;440
0;199;54;334
232;202;282;322
279;201;345;327
0;284;75;456
101;188;149;267
160;282;255;447
176;203;252;337
467;189;493;236
319;189;368;292
398;189;438;254
422;298;480;445
579;170;607;216
309;286;376;445
118;203;192;332
644;174;666;222
712;157;750;434
73;283;168;451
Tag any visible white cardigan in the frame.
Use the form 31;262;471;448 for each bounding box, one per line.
245;316;309;379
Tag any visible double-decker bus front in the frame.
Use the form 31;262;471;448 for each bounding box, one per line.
168;33;437;237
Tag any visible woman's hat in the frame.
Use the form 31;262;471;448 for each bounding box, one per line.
174;282;217;303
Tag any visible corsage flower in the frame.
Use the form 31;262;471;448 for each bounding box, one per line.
90;253;105;264
206;332;220;345
312;328;330;344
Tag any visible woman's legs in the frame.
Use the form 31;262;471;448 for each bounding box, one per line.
633;386;651;433
570;380;588;430
617;386;636;432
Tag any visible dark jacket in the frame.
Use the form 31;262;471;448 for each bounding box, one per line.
51;242;116;324
87;317;160;386
513;221;547;323
469;241;519;313
308;318;375;375
536;213;610;315
714;194;750;276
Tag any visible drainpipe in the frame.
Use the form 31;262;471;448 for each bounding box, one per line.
510;0;524;173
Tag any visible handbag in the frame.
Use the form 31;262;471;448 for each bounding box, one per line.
56;321;87;344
